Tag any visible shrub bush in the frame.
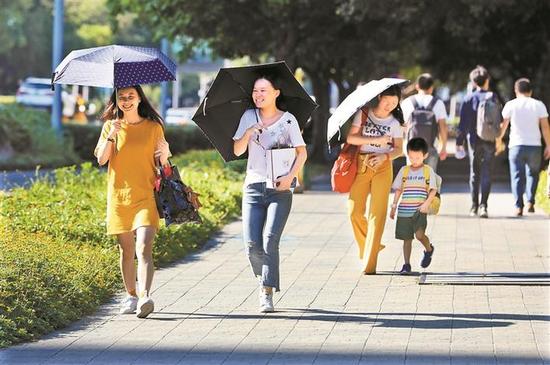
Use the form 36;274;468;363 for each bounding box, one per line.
64;123;212;162
0;150;244;347
0;105;80;170
536;170;550;214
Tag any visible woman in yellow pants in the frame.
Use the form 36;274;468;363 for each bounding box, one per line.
347;85;405;274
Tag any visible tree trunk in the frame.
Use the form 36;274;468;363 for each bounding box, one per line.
308;71;331;162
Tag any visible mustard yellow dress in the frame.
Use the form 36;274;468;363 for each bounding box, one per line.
95;120;163;235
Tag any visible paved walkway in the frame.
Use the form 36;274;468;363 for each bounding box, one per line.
2;183;549;364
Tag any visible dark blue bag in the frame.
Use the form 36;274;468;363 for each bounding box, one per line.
154;161;202;226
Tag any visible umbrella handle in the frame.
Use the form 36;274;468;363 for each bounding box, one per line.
202;97;208;116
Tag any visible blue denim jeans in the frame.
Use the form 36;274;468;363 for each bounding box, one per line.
468;138;495;208
242;182;293;292
508;146;542;208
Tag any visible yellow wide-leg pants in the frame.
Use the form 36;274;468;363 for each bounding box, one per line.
347;154;392;274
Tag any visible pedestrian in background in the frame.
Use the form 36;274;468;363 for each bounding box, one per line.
401;73;448;171
498;78;550;215
456;65;502;218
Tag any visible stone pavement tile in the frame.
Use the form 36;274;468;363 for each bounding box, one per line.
4;188;549;364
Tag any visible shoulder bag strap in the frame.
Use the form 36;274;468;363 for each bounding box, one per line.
426;96;438;111
423;165;430;192
401;165;410;190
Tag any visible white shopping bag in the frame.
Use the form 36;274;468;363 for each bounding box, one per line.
266;148;298;189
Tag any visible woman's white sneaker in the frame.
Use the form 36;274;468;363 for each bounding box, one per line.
136;296;155;318
259;288;274;313
119;295;138;314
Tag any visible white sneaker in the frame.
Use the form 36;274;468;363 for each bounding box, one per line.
119;295;138;314
136;296;155;318
259;288;274;313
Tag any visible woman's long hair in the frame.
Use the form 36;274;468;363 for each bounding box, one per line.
365;84;405;125
100;85;164;126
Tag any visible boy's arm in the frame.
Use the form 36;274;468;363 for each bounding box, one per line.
390;190;402;219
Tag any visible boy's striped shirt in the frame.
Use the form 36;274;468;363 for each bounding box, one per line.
391;165;437;218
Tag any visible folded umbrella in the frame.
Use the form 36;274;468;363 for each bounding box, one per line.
326;78;409;143
51;45;177;89
192;61;318;162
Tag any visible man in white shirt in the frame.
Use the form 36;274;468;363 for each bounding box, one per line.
499;78;550;215
401;73;448;171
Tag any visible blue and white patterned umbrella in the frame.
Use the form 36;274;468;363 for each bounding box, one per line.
52;45;177;89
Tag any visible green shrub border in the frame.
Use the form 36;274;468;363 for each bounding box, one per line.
536;170;550;214
0;150;244;348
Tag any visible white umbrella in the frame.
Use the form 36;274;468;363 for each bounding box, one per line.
326;77;409;142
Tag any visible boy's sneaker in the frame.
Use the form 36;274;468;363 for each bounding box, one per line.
399;264;412;275
136;296;154;318
259;288;274;313
479;206;488;218
421;245;435;268
119;295;138;314
469;205;478;217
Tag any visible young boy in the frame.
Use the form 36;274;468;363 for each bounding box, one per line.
390;137;437;274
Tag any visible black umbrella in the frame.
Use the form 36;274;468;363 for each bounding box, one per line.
192;61;318;162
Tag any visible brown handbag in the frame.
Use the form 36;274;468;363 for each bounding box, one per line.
330;109;368;193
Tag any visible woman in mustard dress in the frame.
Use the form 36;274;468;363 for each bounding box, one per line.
94;85;171;318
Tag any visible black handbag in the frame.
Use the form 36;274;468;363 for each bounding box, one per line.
154;160;202;226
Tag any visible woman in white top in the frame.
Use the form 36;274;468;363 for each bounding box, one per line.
233;75;307;312
346;85;405;274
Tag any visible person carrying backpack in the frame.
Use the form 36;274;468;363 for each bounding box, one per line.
401;73;448;171
390;137;440;275
456;65;502;218
497;78;550;216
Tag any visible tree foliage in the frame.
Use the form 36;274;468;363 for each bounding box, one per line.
0;0;154;93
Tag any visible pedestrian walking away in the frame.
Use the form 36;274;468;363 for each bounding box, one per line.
456;65;502;218
94;85;172;318
497;78;550;216
390;137;439;275
346;84;405;274
233;74;307;313
401;73;448;171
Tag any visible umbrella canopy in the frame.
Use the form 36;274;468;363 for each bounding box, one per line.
52;45;177;89
327;78;409;142
192;61;317;162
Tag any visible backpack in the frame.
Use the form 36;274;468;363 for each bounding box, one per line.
476;92;502;141
407;96;438;146
401;165;442;215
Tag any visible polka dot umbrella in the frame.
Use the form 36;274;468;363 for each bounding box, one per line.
51;45;177;89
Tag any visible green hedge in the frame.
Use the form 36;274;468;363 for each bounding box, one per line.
64;123;212;162
0;150;244;347
0;104;213;170
536;170;550;214
0;105;80;170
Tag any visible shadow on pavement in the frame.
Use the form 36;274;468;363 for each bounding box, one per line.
0;347;544;364
150;308;524;329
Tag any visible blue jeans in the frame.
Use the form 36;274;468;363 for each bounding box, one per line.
242;182;293;292
508;146;542;208
468;138;495;208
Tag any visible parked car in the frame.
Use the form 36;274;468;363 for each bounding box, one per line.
15;77;54;108
165;107;197;126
